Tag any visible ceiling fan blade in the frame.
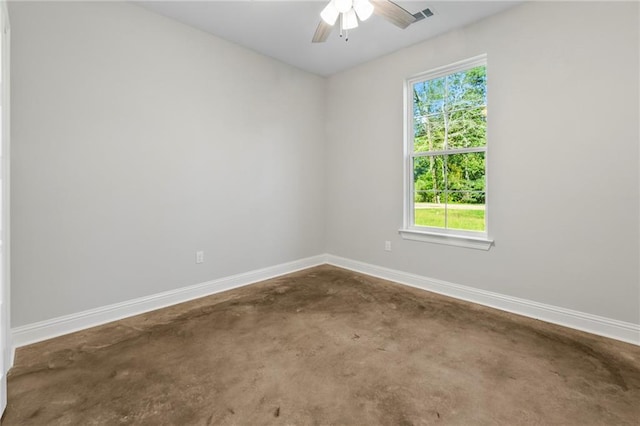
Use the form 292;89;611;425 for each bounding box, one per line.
372;0;417;29
312;20;333;43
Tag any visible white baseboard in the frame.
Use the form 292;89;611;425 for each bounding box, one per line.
11;253;639;356
11;254;327;350
326;255;640;346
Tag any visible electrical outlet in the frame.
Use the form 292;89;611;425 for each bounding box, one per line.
196;250;204;264
384;241;391;251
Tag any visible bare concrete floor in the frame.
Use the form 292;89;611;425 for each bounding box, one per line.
4;265;640;425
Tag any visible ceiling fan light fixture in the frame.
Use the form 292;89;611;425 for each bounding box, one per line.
320;1;339;25
313;0;419;44
342;8;359;30
353;0;374;21
334;0;353;14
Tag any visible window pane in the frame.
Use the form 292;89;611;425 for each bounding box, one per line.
414;156;445;196
414;112;446;152
445;66;487;111
446;193;486;232
414;191;446;228
413;78;445;114
445;151;485;232
413;78;446;153
447;106;487;149
414;66;486;152
445;152;486;193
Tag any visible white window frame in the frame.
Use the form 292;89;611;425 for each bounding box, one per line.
399;54;493;250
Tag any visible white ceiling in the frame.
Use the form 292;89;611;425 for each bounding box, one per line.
136;1;521;76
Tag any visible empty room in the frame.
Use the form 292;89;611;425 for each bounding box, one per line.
0;0;638;424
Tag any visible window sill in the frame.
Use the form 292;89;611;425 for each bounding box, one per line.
398;228;494;250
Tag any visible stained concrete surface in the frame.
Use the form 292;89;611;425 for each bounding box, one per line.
4;265;640;425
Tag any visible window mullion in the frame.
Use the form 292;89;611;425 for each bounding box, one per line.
444;155;448;229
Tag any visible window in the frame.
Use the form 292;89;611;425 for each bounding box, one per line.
400;55;493;250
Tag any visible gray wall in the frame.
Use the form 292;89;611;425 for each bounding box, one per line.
325;1;640;324
10;1;326;326
10;1;640;329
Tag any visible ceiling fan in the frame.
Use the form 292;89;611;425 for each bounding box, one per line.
312;0;422;43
